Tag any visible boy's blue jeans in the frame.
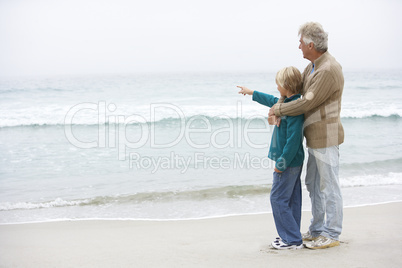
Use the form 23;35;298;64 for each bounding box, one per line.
270;165;303;245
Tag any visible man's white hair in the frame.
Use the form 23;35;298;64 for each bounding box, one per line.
299;22;328;52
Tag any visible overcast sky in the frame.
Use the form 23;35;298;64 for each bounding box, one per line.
1;0;401;76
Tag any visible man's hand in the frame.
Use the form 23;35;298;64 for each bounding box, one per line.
237;86;254;96
267;115;276;125
274;167;282;173
268;105;281;126
267;114;281;127
268;105;276;116
275;117;281;127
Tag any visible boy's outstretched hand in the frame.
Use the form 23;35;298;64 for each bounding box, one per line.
237;86;254;96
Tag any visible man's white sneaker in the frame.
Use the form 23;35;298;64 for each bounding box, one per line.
304;235;340;249
301;231;315;241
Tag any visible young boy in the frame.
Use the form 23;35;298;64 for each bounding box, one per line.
237;66;305;249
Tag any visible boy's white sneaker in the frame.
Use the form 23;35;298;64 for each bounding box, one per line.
271;238;303;250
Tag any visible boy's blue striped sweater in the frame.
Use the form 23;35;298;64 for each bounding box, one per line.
252;91;304;172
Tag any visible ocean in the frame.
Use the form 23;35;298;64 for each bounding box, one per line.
1;70;402;224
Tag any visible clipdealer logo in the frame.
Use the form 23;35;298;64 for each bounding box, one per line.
64;101;274;171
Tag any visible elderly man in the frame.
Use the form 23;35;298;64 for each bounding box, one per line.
269;22;344;249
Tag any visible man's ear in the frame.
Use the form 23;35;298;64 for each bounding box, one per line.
308;42;315;50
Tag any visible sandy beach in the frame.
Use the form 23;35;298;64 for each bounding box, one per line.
1;202;401;268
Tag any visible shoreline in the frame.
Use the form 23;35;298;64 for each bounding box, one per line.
2;184;402;225
1;202;402;267
2;199;402;226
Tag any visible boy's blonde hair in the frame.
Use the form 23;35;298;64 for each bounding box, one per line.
275;66;302;95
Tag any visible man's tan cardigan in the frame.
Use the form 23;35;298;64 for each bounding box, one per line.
274;52;344;149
